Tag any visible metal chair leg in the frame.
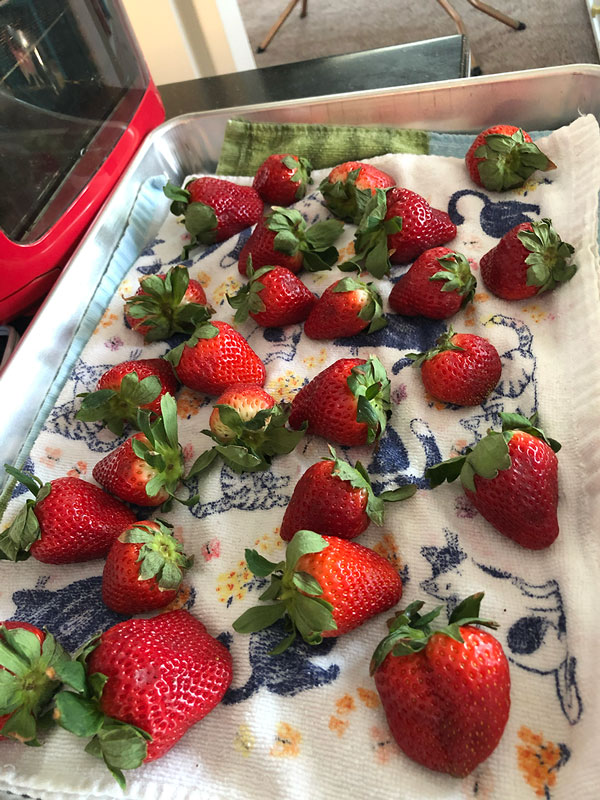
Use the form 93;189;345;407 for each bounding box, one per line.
465;0;525;30
257;0;306;53
435;0;481;74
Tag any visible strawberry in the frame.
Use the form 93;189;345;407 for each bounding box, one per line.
102;519;193;615
238;207;343;276
465;124;556;191
426;412;560;549
480;218;576;300
123;265;213;342
371;593;510;777
408;328;502;406
233;530;402;651
76;358;179;436
303;276;386;339
0;621;72;745
204;383;305;472
54;610;233;786
253;153;313;205
165;320;266;395
388;247;476;319
1;466;136;563
163;177;263;258
280;446;416;541
289;356;391;446
228;261;316;327
319;161;395;224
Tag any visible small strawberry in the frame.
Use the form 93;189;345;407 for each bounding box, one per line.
388;247;476;319
280;446;416;541
165;320;266;395
0;467;136;563
319;161;395;224
76;358;179;436
163;177;263;258
426;412;560;549
102;519;193;615
289;356;391;446
253;153;313;205
238;207;343;276
480;218;576;300
54;610;233;786
371;593;510;777
465;124;556;191
204;383;305;472
123;265;213;342
233;530;402;651
408;328;502;406
228;261;316;327
303;277;386;339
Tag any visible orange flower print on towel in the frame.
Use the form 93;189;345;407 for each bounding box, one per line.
177;388;205;419
517;726;570;798
95;310;118;333
369;725;400;765
215;276;241;307
266;371;304;403
234;724;255;757
40;447;61;469
270;722;301;757
67;460;88;478
328;687;382;740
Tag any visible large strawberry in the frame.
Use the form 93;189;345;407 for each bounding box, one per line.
303;277;386;339
371;593;510;777
280;446;416;541
253;153;313;205
233;530;402;651
123;265;213;342
228;261;316;327
426;412;560;549
319;161;395;224
289;356;391;446
165;320;266;395
76;358;179;436
480;218;576;300
388;246;476;319
465;124;556;191
408;328;502;406
102;519;193;615
238;207;343;275
163;177;263;258
1;467;136;563
53;610;233;787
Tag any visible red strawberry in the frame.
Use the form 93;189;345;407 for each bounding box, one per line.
253;153;313;205
165;320;266;395
388;247;476;319
238;207;343;276
320;161;395;224
54;610;232;783
465;124;556;191
0;621;71;744
228;262;316;327
386;188;457;265
480;218;576;300
289;356;390;446
163;177;263;258
427;412;560;549
280;446;416;541
233;530;402;649
76;358;179;436
102;519;193;615
123;265;213;342
408;328;502;406
1;467;136;563
371;593;510;777
304;277;386;339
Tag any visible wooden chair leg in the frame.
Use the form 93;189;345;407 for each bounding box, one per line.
257;0;304;53
435;0;481;74
465;0;525;30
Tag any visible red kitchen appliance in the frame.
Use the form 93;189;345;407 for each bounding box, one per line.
0;0;165;323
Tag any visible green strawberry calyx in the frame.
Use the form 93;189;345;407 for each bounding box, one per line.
425;411;561;493
163;180;218;258
121;520;193;591
282;155;313;200
319;167;378;225
406;326;465;368
227;258;277;324
266;207;344;272
370;592;499;673
333;277;388;334
346;356;392;444
0;466;53;561
325;445;416;526
232;530;336;653
124;265;213;342
76;372;162;437
0;625;71;745
338;189;402;279
164;321;220;369
474;129;556;191
429;251;477;306
517;218;577;292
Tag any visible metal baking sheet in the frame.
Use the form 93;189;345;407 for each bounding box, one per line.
2;63;600;477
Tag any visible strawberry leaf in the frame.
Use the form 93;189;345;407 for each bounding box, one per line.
292;571;323;596
285;530;328;571
232;602;287;634
245;548;284;577
460;431;511;492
